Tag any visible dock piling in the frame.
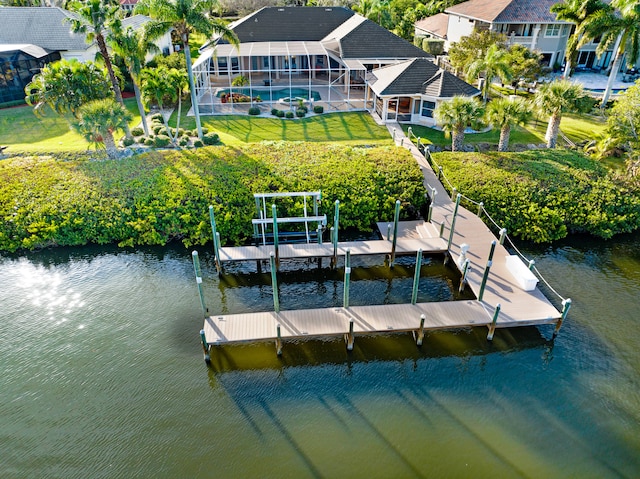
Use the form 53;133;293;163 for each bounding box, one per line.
499;228;507;245
272;204;280;269
447;193;462;250
478;240;497;302
346;319;354;351
209;206;221;273
451;187;457;201
477;201;484;218
387;223;391;241
191;251;207;316
390;200;401;266
554;298;571;337
411;249;423;305
528;259;535;271
343;249;351;308
317;225;323;244
199;329;211;364
276;323;283;356
487;303;501;341
416;314;426;346
270;253;280;313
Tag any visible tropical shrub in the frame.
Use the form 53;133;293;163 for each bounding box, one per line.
122;137;135;147
313;105;324;114
144;137;154;146
0;143;426;251
433;150;640;242
295;109;306;118
154;135;171;147
150;113;163;121
271;108;279;116
248;106;260;115
276;110;285;118
285;111;294;119
131;127;144;137
193;139;204;147
179;137;189;147
202;133;220;145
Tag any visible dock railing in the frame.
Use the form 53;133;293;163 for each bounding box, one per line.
405;127;569;311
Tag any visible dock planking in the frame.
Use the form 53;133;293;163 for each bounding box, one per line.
203;300;491;344
199;129;566;358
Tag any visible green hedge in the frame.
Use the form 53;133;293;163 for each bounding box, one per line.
0;143;425;251
433;150;640;242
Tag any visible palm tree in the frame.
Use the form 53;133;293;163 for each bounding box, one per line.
534;79;586;148
74;99;132;159
134;0;238;139
465;44;513;102
108;22;159;136
580;0;640;109
434;96;485;152
24;59;111;118
140;65;186;143
67;0;129;128
551;0;612;79
486;97;533;152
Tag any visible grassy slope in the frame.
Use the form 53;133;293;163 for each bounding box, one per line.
0;98;141;152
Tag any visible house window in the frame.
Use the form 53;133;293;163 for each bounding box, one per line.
562;25;570;36
217;57;228;75
545;24;561;37
421;100;436;118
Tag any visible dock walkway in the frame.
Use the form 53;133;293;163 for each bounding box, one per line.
201;126;564;353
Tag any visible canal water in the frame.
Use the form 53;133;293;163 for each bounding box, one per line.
1;233;639;478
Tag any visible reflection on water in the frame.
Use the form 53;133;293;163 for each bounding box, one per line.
1;233;640;478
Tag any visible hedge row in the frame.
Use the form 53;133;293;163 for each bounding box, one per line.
433;150;640;242
0;142;426;252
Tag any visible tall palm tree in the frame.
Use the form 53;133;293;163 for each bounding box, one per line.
134;0;238;139
486;97;532;152
580;0;640;108
465;44;513;102
74;98;132;159
551;0;612;78
434;96;485;152
108;22;159;136
534;79;586;148
68;0;132;138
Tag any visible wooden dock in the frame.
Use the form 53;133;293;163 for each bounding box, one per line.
199;128;567;359
217;220;447;263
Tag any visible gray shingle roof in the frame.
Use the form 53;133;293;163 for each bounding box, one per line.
227;6;355;43
0;7;89;51
336;18;432;59
368;58;479;98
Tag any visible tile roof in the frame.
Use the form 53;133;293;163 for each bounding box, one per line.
414;13;449;39
495;0;569;23
368;58;479;98
445;0;568;24
227;6;355;43
0;7;88;51
445;0;512;22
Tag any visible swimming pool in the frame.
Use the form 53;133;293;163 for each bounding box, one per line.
216;87;321;102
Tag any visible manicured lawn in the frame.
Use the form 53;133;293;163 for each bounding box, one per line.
168;102;392;146
403;123;544;147
0;98;141;152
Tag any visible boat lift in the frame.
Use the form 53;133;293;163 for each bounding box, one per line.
252;191;326;245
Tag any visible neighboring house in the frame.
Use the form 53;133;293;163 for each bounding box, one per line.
0;6;172;103
120;0;139;15
415;0;620;71
193;6;478;123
